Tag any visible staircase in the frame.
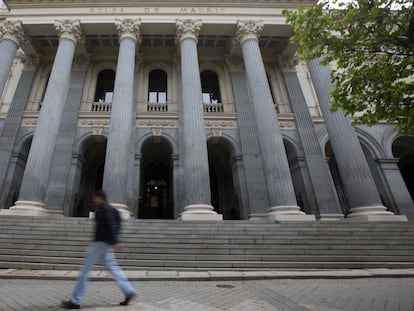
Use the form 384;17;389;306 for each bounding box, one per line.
0;216;414;271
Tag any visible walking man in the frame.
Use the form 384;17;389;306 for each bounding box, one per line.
61;190;136;309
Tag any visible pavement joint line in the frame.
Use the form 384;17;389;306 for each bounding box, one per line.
1;268;414;281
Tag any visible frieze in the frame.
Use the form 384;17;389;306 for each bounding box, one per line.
78;119;110;127
22;118;37;127
205;120;237;129
278;121;296;129
137;119;178;128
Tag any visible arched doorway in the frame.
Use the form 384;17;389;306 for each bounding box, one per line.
75;136;107;217
139;136;173;219
392;136;414;202
3;135;33;209
207;137;239;220
283;139;313;214
325;141;349;215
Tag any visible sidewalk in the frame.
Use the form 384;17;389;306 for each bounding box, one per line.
1;276;413;310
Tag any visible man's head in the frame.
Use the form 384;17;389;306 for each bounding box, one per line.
92;190;107;209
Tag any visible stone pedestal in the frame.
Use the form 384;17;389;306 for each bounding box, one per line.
180;204;223;221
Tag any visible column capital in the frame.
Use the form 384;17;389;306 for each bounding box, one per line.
0;20;27;45
54;20;83;44
175;19;202;43
73;53;91;69
16;51;41;69
276;54;300;72
114;19;142;43
233;20;263;45
225;54;244;72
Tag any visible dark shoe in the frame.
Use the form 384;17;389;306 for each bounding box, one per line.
120;293;136;306
61;300;80;309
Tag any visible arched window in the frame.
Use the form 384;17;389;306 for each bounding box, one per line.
201;70;221;104
148;70;167;103
94;70;115;103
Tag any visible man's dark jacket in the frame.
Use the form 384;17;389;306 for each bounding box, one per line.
94;202;121;245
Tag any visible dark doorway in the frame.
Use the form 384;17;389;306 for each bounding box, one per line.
76;136;107;217
392;136;414;202
207;138;239;220
139;137;173;219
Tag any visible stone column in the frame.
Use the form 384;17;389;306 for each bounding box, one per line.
0;53;38;211
279;56;343;220
45;54;90;214
7;20;82;216
377;159;414;220
102;19;141;219
0;21;26;98
307;59;407;221
176;19;222;221
234;21;314;221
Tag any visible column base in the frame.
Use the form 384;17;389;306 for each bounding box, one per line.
0;201;49;217
111;203;132;220
347;206;407;221
180;204;223;221
267;205;316;222
319;213;345;221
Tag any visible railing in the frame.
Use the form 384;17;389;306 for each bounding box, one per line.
203;103;224;113
147;102;168;112
92;102;112;112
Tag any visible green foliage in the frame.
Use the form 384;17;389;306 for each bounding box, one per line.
283;0;414;134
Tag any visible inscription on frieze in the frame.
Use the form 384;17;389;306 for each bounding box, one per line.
89;7;226;14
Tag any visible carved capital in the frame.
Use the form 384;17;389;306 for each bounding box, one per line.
114;19;142;43
73;53;91;68
54;20;83;44
0;20;26;45
16;51;41;69
276;54;300;71
233;20;263;45
225;54;244;72
175;19;202;43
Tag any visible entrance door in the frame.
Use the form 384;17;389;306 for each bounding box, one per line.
140;162;172;219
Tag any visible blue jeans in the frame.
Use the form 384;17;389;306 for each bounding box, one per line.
71;242;135;305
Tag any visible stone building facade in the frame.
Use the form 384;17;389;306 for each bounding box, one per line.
0;0;413;221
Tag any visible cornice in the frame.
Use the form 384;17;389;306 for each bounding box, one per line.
4;0;316;10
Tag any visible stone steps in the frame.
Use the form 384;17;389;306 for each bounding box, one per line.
1;216;414;270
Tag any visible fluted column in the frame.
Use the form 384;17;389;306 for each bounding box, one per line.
0;53;39;211
176;19;222;221
308;59;407;221
234;21;314;221
102;19;141;219
0;21;26;98
279;56;343;220
7;20;82;216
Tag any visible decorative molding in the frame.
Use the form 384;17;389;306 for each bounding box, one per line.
175;19;202;43
73;53;91;68
0;20;26;45
92;127;103;135
279;121;296;129
211;128;223;137
276;54;300;71
16;51;41;69
233;20;263;45
137;119;178;128
22;118;38;127
78;119;110;127
152;127;163;136
54;19;83;44
225;54;244;71
114;18;142;43
205;119;237;129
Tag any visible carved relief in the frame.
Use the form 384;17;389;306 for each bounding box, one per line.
79;119;110;127
92;127;103;135
279;121;296;129
205;120;237;129
73;53;91;67
0;20;26;45
114;19;142;43
152;128;162;136
233;20;263;45
16;51;40;69
175;19;202;43
137;119;178;128
54;20;83;44
276;54;300;71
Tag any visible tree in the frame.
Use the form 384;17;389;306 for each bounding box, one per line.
283;0;414;134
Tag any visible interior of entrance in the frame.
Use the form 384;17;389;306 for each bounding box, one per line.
75;136;106;217
393;136;414;202
139;137;173;219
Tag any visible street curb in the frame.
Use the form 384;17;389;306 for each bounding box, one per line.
1;268;414;281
